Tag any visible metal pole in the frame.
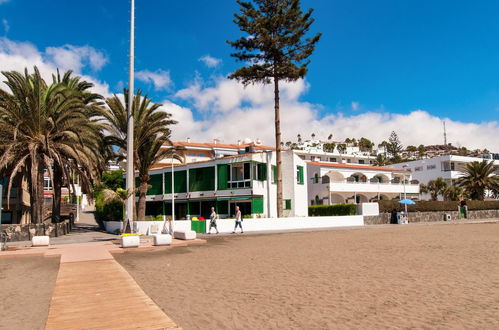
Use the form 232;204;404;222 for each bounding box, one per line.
171;157;175;222
125;0;135;233
404;177;407;214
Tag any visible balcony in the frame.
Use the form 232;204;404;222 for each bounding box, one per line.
327;181;420;194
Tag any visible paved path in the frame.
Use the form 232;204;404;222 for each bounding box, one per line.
45;259;179;330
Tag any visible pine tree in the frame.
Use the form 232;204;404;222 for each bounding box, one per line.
228;0;321;217
387;131;403;161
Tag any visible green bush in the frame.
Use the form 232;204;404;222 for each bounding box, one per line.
378;200;499;213
309;204;357;217
94;191;123;228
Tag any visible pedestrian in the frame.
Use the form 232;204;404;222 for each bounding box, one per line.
208;207;219;234
232;206;243;234
390;208;398;224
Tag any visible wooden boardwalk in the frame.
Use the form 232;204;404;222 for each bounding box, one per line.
45;259;180;330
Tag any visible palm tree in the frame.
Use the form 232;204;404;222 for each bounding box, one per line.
420;178;447;201
49;70;108;222
443;185;467;201
101;187;134;221
456;160;499;200
100;90;177;221
0;67;104;223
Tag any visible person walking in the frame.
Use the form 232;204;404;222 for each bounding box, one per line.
232;206;243;234
208;207;219;234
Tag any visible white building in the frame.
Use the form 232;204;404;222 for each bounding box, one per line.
142;150;308;219
389;155;499;200
293;139;376;165
307;162;419;205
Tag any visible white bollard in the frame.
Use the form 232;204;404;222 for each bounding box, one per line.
32;236;50;247
121;235;140;248
174;230;196;240
153;234;172;246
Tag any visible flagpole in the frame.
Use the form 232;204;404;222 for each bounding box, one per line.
125;0;135;233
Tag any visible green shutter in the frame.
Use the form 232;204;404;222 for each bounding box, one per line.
284;199;292;210
147;174;163;195
272;165;277;184
298;166;304;184
217;164;229;190
251;197;264;214
257;163;267;181
165;170;187;194
189;167;215;192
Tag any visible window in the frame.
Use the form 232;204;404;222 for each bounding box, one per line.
271;165;277;184
198;153;205;157
414;166;423;172
313;173;319;184
253;163;267;181
427;164;436;170
441;161;455;172
358;160;365;164
347;159;352;163
329;157;337;162
229;163;251;188
43;177;52;190
284;199;292;210
296;166;304;184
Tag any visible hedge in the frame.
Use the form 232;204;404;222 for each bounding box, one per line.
378;200;499;213
94;191;123;228
309;204;357;217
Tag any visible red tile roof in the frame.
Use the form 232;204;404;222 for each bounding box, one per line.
167;141;276;151
307;161;410;172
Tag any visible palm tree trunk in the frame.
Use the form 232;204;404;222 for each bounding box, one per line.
137;176;149;221
51;164;63;223
30;155;44;223
274;76;283;218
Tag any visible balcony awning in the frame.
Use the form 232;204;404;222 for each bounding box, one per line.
216;197;251;201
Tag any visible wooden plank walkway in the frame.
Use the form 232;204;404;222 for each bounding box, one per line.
45;259;180;330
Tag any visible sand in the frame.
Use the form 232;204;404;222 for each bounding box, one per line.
115;222;499;329
0;255;60;330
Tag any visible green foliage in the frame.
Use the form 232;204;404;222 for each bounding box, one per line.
94;190;123;227
323;142;336;153
420;177;447;201
101;170;124;191
308;204;357;217
358;137;374;152
378;200;499;213
456;160;499;200
387;131;403;159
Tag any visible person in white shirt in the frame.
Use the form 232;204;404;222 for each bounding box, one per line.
208;207;219;234
232;206;243;234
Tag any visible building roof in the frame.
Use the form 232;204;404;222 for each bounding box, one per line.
168;141;275;151
307;161;410;173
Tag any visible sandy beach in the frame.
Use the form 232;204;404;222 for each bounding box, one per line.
0;255;60;330
116;222;499;329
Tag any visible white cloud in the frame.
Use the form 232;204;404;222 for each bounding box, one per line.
0;37;111;97
45;45;108;72
198;55;221;68
136;69;172;91
170;75;499;151
2;19;9;35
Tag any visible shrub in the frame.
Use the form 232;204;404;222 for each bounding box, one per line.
309;204;357;217
94;191;123;228
378;200;499;213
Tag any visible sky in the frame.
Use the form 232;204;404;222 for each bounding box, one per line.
0;0;498;150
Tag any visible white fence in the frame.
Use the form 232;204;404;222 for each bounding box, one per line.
212;215;363;234
104;220;191;235
105;216;364;235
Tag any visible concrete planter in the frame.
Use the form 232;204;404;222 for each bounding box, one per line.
32;236;50;247
153;234;172;246
174;230;197;240
120;235;140;248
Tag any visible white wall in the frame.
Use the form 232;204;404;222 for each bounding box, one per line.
212;215;364;233
104;220;192;235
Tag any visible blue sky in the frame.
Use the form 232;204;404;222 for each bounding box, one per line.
1;0;498;149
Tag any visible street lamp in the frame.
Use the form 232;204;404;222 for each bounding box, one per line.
124;0;135;233
402;165;408;215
